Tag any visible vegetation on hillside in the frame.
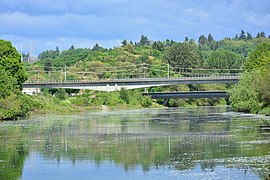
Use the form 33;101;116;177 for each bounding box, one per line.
1;30;270;120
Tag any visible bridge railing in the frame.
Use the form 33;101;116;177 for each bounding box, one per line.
24;73;241;84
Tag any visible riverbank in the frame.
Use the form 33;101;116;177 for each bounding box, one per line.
0;87;230;120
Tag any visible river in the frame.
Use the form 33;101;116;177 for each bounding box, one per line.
0;106;269;180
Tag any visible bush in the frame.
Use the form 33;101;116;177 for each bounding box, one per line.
229;71;261;113
0;94;43;120
140;96;152;107
54;88;67;100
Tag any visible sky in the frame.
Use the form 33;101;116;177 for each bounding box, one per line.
0;0;270;55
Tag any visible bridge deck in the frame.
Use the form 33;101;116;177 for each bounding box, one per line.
143;91;229;99
23;76;239;91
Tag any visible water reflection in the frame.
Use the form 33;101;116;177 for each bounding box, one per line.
0;107;269;179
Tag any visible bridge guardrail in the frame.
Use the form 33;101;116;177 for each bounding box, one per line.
24;74;241;84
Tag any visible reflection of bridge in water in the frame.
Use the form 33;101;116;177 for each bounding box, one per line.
23;75;239;92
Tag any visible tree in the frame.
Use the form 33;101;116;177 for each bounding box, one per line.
93;43;101;51
119;88;130;104
256;31;266;38
257;65;270;103
0;69;19;98
198;35;207;46
260;31;266;38
0;40;28;90
164;42;202;71
55;46;60;54
121;40;127;47
184;36;189;42
244;41;270;71
230;41;270;114
208;33;214;41
69;45;75;50
152;41;165;51
247;32;252;40
138;35;150;46
204;49;244;71
123;44;135;53
230;70;261;113
239;30;246;40
55;88;67;100
43;58;53;72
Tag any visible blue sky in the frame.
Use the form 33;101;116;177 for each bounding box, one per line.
0;0;270;55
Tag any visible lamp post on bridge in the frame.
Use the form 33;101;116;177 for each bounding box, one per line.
64;64;67;82
167;64;170;79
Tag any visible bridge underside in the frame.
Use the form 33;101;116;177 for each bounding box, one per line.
23;78;238;92
143;91;229;99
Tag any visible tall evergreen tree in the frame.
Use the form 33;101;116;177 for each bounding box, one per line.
69;45;75;50
239;30;246;40
207;33;214;41
55;46;60;54
121;40;127;47
93;43;101;51
198;35;207;45
247;32;252;40
139;35;150;46
260;31;266;38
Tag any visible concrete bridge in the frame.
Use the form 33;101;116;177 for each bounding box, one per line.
143;91;229;99
23;75;239;92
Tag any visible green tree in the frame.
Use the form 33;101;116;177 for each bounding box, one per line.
208;33;214;41
257;65;270;104
244;41;270;71
0;69;19;98
55;88;67;100
239;30;246;40
0;40;28;90
164;42;202;71
69;45;75;50
152;41;165;51
230;41;270;114
138;35;150;46
198;35;207;46
230;71;261;113
55;46;60;54
119;88;130;104
204;49;244;71
121;40;128;47
247;32;252;40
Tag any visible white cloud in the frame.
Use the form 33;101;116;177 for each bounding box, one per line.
243;12;270;27
0;0;269;53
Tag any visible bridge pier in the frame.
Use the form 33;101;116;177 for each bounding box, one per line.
163;99;170;106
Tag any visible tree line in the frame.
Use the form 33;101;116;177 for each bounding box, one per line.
1;30;270;120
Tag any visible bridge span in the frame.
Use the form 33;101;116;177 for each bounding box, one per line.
23;76;239;92
143;91;229;99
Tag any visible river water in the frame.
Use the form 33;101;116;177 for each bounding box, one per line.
0;107;269;180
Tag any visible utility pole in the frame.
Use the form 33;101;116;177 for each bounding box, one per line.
141;63;148;78
64;64;67;81
167;64;170;79
20;44;23;62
